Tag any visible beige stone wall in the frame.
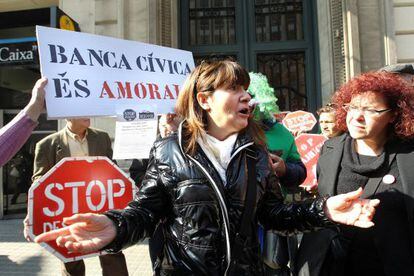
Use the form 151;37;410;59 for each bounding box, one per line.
356;0;387;72
316;0;335;105
344;0;411;77
315;0;396;104
343;0;361;77
317;0;397;105
58;0;178;45
59;0;152;41
393;0;414;63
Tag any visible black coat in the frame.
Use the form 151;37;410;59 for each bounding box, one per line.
129;158;149;187
105;122;332;275
295;134;414;276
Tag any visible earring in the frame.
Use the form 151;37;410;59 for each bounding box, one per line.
201;104;210;111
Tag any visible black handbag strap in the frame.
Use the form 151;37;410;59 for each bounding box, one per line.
232;150;257;259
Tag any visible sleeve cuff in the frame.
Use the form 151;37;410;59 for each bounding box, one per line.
102;210;127;253
318;196;339;227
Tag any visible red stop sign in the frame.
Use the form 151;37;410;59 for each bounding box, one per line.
28;157;135;262
295;134;327;188
282;110;317;133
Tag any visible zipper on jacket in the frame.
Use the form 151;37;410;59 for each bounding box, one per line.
177;122;255;275
188;141;255;275
227;141;255;175
186;154;232;274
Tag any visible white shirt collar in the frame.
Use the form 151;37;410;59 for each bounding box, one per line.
197;133;238;185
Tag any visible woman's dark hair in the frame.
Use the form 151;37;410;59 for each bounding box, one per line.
175;59;266;154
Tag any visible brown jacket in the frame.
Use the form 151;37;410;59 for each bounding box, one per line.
32;127;112;181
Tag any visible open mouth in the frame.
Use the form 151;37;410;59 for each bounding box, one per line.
239;107;250;116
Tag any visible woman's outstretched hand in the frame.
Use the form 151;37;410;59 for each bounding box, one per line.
34;213;117;253
325;187;380;228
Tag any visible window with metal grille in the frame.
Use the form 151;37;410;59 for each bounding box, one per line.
189;0;236;45
257;52;307;111
254;0;304;42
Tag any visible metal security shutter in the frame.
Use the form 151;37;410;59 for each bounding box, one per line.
330;0;346;90
158;0;172;47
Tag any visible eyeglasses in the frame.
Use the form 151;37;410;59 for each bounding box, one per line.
342;104;391;116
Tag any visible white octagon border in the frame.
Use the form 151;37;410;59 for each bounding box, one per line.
282;110;318;133
28;156;136;262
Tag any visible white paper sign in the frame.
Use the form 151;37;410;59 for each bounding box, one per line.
113;106;158;159
36;26;195;119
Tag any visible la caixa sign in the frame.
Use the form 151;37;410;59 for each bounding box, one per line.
0;37;38;66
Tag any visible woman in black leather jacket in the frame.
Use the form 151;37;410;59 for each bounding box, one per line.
35;60;379;275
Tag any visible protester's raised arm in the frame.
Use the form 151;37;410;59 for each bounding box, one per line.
0;78;47;167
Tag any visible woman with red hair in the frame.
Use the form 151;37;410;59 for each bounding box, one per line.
296;71;414;276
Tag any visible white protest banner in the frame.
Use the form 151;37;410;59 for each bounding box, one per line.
112;106;158;159
36;26;195;119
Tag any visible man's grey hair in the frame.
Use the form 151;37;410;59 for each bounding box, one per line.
379;63;414;75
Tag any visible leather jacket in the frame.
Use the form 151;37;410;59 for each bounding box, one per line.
105;122;331;275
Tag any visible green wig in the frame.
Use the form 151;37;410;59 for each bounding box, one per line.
248;72;279;121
